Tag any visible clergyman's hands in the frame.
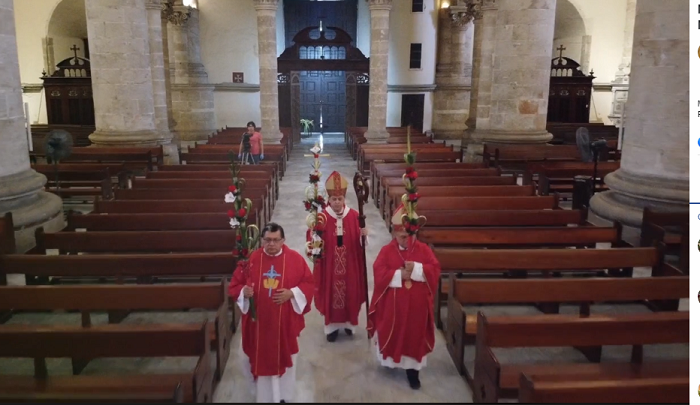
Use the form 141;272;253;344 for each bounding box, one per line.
361;227;369;237
400;268;412;280
405;261;415;273
273;288;294;304
243;285;254;298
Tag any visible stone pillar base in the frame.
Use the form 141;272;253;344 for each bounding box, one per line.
0;170;64;254
162;143;181;164
175;129;215;144
364;130;389;144
89;129;168;147
432;129;466;140
589;169;688;228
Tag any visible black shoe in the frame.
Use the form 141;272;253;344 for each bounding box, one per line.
280;401;285;403
326;330;339;342
345;328;353;336
406;369;421;390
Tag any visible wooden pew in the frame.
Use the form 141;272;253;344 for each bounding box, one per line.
60;147;161;171
158;163;279;183
0;321;212;403
472;311;688;402
0;281;232;382
34;228;239;254
0;252;236;285
421;209;587;228
640;208;688;254
92;198;265;229
522;161;620;196
354;139;441;160
384;184;535;220
444;276;688;381
38;168;114;200
65;212;232;232
143;170;277;203
377;176;515;210
359;148;460;174
433;246;664;329
0;385;185;403
369;161;488;201
518;369;689;403
480;144;582;172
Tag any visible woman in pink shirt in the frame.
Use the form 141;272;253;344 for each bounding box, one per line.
238;121;265;165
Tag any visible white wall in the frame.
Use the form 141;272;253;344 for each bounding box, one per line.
199;0;263;127
385;0;437;130
356;0;370;57
14;0;63;124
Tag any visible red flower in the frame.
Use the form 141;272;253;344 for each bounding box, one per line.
309;174;320;183
313;153;319;159
406;171;418;180
304;201;312;210
228;185;237;193
316;195;325;203
408;193;419;202
227;209;235;218
236;234;242;241
406;167;415;174
237;208;247;218
232;249;239;256
241;248;249;257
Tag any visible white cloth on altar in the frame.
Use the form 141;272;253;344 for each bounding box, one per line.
236;248;307;403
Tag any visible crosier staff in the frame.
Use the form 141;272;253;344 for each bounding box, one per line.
352;171;370;339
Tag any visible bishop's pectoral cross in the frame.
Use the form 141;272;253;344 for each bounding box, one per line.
556;44;566;60
263;266;281;297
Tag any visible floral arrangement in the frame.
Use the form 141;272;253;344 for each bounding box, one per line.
225;151;260;320
304;143;327;260
400;127;426;235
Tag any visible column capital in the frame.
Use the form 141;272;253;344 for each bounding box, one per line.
466;0;496;19
145;0;162;10
254;0;279;12
366;0;392;11
448;3;477;27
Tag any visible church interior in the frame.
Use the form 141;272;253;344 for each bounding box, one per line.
0;0;690;402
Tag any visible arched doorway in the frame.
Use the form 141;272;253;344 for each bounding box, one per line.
277;26;369;143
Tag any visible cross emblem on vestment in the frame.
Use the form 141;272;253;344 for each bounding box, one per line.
556;45;566;60
71;44;80;60
263;266;281;297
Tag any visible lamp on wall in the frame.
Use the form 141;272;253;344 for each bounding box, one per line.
440;1;450;9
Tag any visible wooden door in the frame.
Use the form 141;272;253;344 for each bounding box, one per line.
400;94;425;132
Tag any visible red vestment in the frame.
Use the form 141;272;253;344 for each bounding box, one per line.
307;207;366;329
228;245;315;378
367;238;440;364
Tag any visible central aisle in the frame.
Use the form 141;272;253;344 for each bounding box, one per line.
214;134;473;403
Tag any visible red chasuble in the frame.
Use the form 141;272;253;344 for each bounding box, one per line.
306;207;366;327
367;238;441;364
228;245;315;378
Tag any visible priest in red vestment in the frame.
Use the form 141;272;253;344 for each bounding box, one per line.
307;171;368;342
228;222;315;403
367;204;441;390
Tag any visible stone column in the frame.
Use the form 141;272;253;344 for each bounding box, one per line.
364;0;392;143
435;7;452;79
166;1;216;145
254;0;283;143
464;0;555;155
145;0;178;163
432;2;475;140
161;1;176;132
590;0;688;227
608;0;636;127
85;0;165;146
0;0;63;254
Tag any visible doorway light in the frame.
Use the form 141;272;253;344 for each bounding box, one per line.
183;0;198;8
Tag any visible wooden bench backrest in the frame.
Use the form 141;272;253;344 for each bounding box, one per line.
379;168;499;178
115;188;267;200
387;185;534;198
476;311;689;348
421;209;586;227
94;199;262;214
419;225;620;246
0;213;15;254
485;144;580;159
0;281;227;311
0;253;236;278
435;246;660;271
0;321;209;359
450;276;688;304
32;163;128;173
131;178;255;189
382;176;516;187
66;212;231;231
41;168;112;182
417;195;558;210
373;162;487;174
35;228;238;253
146;171;271;180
